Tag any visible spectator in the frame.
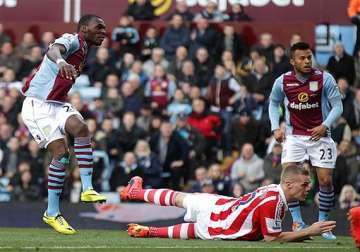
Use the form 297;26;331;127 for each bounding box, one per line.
134;139;162;188
0;23;11;47
230;108;259;151
271;44;292;78
168;46;189;80
338;78;355;125
145;64;176;110
339;184;360;209
1;137;27;180
327;42;355;85
207;163;231;195
0;42;21;75
177;60;198;87
118;53;136;81
345;88;360;130
228;3;252;21
262;143;282;184
207;63;242;153
116;111;147;153
219;25;246;63
193;47;215;93
121;80;143;115
143;48;169;77
110;152;142;192
354;48;360;88
175;112;206;173
242;58;274;105
188;166;207;193
87;47;116;84
189;17;220;58
167;89;192;124
160;14;190;61
17;46;43;80
140;27;160;62
15;32;37;59
150;121;189;190
187;98;221;160
12;168;40;202
111;15;140;56
230;143;264;192
253;33;275;65
126;0;156;20
39;31;55;54
194;0;228;22
166;0;194;21
231;182;245;197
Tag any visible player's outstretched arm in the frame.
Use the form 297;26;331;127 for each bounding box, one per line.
47;44;78;80
264;221;336;242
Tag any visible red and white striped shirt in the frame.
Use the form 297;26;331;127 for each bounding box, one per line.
206;184;287;240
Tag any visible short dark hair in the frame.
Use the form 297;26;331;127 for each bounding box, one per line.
77;14;102;32
290;42;311;58
280;163;310;182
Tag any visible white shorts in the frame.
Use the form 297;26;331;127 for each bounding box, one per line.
183;193;233;240
281;135;337;168
21;97;82;148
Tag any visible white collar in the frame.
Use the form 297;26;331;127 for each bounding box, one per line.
277;184;288;210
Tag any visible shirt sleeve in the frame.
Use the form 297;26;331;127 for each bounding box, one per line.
52;33;79;56
269;76;284;131
322;72;343;128
259;200;283;237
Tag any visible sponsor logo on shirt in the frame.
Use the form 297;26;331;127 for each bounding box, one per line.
289;102;319;110
297;92;309;102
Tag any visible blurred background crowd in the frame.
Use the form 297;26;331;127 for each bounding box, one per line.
0;0;359;210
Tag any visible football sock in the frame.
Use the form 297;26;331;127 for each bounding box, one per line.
288;201;304;224
318;186;335;221
47;159;66;216
135;189;178;206
149;223;196;239
74;136;93;191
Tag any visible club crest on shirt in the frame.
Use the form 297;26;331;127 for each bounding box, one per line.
309;81;318;92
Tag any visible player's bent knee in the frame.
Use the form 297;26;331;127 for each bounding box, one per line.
53;149;70;165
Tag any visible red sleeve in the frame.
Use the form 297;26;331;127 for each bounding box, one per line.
258;199;283;237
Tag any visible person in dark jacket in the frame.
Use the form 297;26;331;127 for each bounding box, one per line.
160;14;190;60
327;42;355;86
126;0;156;20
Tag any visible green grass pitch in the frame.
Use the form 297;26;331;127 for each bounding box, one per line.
0;228;357;252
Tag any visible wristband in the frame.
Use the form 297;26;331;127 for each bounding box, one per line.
56;58;66;65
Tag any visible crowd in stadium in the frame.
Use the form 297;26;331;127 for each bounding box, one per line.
0;0;359;210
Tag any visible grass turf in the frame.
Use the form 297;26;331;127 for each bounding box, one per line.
0;228;357;252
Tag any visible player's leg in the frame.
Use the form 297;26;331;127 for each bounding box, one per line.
121;176;187;207
64;114;106;203
43;138;76;235
127;222;197;239
309;137;337;240
281;135;308;230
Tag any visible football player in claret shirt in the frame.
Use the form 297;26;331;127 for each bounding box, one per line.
268;42;343;240
21;15;107;235
121;164;336;242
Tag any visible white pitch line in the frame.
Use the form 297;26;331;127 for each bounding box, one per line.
0;246;356;250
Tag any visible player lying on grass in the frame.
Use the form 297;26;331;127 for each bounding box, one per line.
121;163;336;242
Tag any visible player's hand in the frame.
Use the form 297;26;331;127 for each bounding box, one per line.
307;221;336;236
58;61;78;80
273;129;285;143
308;124;327;141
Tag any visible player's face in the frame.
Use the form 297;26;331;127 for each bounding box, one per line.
290;49;312;75
85;18;107;46
290;174;312;201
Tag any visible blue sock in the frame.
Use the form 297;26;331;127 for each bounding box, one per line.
318;186;334;222
288;201;304;224
47;159;66;216
74;136;94;191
